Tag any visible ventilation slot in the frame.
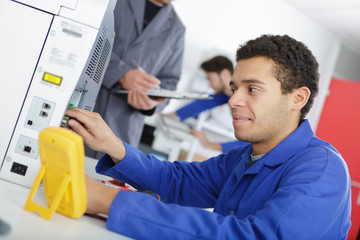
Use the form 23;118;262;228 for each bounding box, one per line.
85;26;110;84
84;105;92;111
93;39;111;84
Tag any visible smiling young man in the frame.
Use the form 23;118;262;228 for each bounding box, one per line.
66;35;351;239
229;56;302;155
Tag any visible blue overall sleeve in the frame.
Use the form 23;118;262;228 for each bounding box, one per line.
176;93;229;121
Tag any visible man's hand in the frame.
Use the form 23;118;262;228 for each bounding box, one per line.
190;129;208;145
85;175;119;215
190;129;222;151
65;108;125;164
161;112;178;118
119;69;160;91
128;89;167;110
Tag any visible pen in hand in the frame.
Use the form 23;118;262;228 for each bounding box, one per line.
132;60;146;73
132;60;161;90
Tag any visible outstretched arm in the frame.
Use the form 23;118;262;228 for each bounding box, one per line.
85;175;119;215
190;129;222;151
65;108;125;164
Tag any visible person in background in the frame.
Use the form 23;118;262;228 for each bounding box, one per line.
66;34;351;239
88;0;185;159
165;56;247;153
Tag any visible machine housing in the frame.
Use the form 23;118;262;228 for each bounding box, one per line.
0;0;115;187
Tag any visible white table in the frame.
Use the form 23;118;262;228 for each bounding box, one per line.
0;157;131;240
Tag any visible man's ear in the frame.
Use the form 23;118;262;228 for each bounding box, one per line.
220;69;232;79
292;86;311;110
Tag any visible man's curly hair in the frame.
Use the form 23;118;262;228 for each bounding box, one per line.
236;34;319;121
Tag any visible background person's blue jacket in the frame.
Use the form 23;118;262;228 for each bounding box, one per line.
176;93;229;121
96;120;351;239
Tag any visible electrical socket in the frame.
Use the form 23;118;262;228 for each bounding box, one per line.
10;162;28;176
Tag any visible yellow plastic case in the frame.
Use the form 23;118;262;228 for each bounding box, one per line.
25;127;86;220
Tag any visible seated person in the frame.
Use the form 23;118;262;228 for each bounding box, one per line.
166;55;234;120
165;55;245;152
66;34;351;239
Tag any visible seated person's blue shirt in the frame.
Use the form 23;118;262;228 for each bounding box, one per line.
176;93;229;121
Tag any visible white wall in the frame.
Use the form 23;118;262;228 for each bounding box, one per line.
333;43;360;81
169;0;342;130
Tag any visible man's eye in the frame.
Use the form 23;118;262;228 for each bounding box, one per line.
231;88;236;93
249;87;258;93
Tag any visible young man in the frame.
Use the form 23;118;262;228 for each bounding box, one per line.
66;35;351;239
166;56;246;153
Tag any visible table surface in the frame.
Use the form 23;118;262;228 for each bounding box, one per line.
0;157;130;240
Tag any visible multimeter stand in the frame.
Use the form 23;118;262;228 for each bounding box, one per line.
25;167;71;220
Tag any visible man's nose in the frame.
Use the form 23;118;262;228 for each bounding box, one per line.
228;90;246;107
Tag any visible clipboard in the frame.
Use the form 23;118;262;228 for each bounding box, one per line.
112;89;213;100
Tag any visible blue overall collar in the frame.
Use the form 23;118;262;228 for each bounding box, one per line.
235;120;315;177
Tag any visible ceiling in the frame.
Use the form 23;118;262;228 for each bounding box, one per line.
283;0;360;55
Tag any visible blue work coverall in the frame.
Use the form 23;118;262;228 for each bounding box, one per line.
96;120;351;239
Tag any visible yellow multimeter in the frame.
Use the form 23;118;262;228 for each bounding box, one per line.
25;127;86;220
